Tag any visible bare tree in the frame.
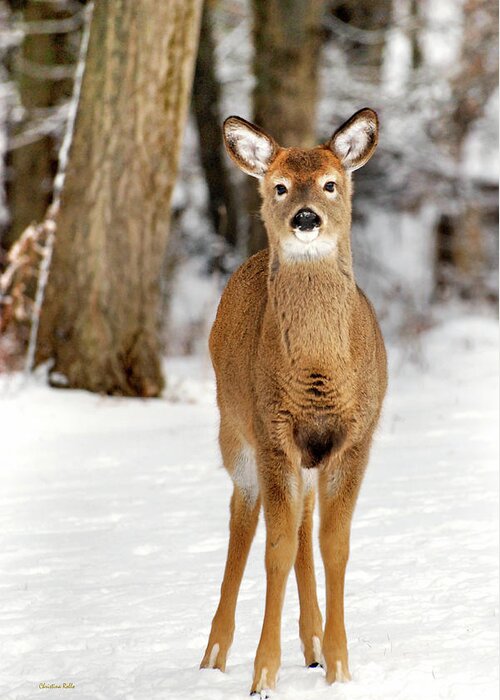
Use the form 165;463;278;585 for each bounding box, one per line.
37;0;203;396
330;0;391;75
192;0;239;258
5;0;77;250
247;0;325;254
436;0;498;298
449;0;498;158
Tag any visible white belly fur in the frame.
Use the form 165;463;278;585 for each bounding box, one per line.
231;445;318;505
302;467;318;493
231;443;259;505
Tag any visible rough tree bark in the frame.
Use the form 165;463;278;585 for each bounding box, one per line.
247;0;325;254
37;0;203;396
192;0;239;255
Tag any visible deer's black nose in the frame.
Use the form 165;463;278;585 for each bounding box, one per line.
291;208;321;231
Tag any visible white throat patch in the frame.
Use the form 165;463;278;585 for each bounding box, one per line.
280;233;337;261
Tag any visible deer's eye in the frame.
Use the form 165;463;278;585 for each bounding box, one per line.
275;184;288;196
324;181;336;193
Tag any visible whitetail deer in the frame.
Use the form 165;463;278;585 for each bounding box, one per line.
200;109;387;696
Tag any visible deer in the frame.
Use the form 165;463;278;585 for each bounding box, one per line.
200;108;388;697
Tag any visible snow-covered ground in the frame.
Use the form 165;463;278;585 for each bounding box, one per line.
0;314;498;700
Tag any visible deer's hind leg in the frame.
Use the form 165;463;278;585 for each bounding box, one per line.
318;440;370;684
200;423;261;672
294;485;323;667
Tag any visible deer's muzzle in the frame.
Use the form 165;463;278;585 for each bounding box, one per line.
291;208;322;232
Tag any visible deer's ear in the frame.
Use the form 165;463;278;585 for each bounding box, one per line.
223;116;279;178
328;108;379;172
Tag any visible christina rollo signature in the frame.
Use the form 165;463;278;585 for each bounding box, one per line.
39;682;75;689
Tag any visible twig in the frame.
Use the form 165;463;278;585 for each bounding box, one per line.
53;3;92;201
8;103;70;151
12;12;84;36
16;55;76;81
24;222;55;374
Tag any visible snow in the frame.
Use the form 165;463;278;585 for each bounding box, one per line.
0;314;498;699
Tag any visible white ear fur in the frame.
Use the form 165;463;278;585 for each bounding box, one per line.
223;117;277;178
329;108;379;171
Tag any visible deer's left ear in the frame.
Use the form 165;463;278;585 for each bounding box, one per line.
328;108;379;171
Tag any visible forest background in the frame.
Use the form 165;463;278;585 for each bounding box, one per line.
0;0;497;390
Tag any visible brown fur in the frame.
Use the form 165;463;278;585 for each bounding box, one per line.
200;110;387;694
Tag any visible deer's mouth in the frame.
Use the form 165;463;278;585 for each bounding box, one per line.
293;229;320;243
291;208;321;242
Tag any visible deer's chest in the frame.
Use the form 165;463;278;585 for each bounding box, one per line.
258;363;366;459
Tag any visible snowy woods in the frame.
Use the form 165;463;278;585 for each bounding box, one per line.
0;1;498;699
0;0;497;383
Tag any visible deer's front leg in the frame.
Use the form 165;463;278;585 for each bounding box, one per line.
318;444;368;684
201;486;261;671
251;450;301;695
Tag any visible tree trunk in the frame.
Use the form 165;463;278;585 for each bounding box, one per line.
37;0;203;396
4;0;75;251
449;0;498;159
437;0;498;296
331;0;391;75
192;0;239;256
247;0;325;255
409;0;423;70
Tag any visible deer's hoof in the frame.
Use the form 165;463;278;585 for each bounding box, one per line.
199;642;227;672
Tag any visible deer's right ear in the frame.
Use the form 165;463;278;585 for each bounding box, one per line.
223;116;278;178
328;108;379;172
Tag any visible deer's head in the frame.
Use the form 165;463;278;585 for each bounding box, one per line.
223;109;378;263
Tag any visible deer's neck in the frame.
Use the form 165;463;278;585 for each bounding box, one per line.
267;254;356;368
